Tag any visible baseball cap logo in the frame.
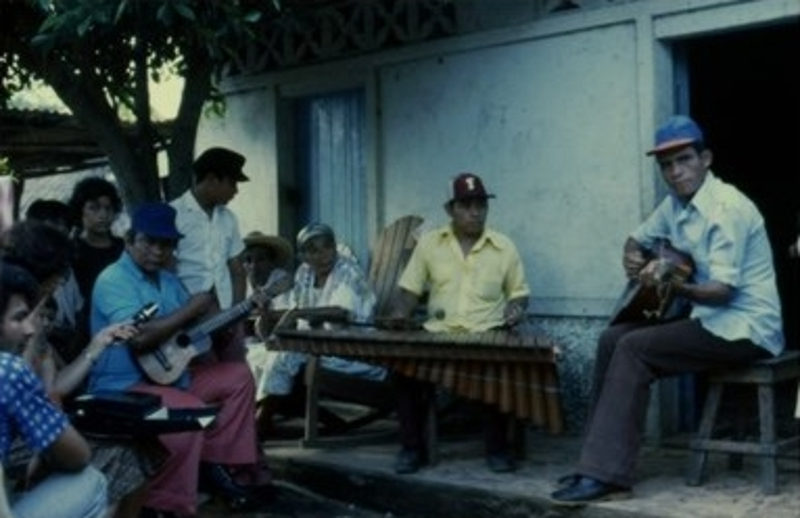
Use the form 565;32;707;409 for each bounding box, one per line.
464;176;477;192
449;172;496;202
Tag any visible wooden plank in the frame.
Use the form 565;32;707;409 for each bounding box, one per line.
368;215;423;317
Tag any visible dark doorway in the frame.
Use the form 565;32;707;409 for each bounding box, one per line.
674;21;800;435
686;21;800;347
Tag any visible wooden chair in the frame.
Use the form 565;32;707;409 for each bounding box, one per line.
685;349;800;494
296;215;424;446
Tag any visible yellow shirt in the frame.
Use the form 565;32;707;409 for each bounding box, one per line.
399;225;530;333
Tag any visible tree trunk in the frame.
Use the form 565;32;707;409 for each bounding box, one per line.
164;48;213;200
12;30;214;209
20;50;163;208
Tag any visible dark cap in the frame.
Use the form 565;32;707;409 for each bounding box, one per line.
449;173;495;203
131;202;183;240
193;147;249;182
646;116;705;156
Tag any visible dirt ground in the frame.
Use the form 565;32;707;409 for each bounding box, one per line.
198;416;800;518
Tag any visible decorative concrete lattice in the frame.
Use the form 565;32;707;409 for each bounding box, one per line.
230;0;457;74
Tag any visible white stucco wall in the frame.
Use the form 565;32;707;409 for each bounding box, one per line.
380;23;642;316
212;0;799;318
195;87;280;238
207;0;798;436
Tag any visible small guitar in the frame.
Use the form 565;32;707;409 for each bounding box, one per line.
609;239;695;325
137;269;293;385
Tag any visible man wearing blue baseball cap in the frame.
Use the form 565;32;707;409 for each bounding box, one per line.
550;116;785;504
88;202;271;516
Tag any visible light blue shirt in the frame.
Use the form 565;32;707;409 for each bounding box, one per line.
89;252;191;391
631;172;784;356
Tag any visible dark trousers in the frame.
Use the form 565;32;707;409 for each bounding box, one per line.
394;373;510;456
577;318;768;487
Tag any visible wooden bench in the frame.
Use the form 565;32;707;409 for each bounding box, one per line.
685;349;800;494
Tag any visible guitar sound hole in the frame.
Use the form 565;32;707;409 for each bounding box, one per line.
176;334;191;348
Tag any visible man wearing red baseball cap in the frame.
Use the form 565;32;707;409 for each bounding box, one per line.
551;116;784;504
389;172;530;474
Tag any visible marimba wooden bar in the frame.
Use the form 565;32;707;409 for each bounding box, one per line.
270;328;564;434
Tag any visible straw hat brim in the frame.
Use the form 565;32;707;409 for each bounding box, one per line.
243;232;294;267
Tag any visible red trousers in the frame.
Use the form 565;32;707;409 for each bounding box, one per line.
131;361;258;515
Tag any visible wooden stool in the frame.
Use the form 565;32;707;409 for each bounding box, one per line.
686;350;800;494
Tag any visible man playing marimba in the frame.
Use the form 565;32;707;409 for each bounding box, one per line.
389;173;530;474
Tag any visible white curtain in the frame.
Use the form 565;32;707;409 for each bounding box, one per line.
297;88;368;267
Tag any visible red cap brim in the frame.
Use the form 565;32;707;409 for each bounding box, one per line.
646;138;695;156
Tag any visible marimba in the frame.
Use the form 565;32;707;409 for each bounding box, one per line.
270;327;564;434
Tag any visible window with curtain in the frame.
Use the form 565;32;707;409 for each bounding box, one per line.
294;88;369;266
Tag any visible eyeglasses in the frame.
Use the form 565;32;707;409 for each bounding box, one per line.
135;235;178;250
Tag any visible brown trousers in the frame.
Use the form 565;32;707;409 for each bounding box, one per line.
577;318;768;487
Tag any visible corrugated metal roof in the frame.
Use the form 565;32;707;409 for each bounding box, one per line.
0;107;171;179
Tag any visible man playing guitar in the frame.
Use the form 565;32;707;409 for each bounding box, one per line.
551;116;784;505
87;202;281;516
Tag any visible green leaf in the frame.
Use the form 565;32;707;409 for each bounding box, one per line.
244;11;262;23
77;16;93;36
30;34;56;54
114;0;130;24
156;3;172;25
174;3;196;21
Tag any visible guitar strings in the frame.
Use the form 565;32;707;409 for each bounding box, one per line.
267;303;299;343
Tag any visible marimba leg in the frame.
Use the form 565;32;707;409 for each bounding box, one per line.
529;364;547;428
499;362;513;415
513;362;530;420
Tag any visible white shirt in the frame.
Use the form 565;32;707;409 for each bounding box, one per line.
171;189;245;309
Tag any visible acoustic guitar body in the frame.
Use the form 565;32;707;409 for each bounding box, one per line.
608;280;690;325
136;269;293;385
136;331;212;385
608;239;695;326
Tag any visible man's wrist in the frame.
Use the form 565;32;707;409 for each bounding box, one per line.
672;280;691;299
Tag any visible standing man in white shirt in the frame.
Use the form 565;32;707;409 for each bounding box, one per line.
171;147;250;362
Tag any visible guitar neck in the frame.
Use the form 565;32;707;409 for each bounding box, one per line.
194;298;254;337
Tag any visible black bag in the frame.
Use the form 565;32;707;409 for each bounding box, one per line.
68;391;218;437
71;390;162;418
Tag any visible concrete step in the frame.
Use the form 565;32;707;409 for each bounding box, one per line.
261;425;800;518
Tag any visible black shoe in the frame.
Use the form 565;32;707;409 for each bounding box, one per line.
393;448;426;474
199;462;246;497
199;463;270;512
139;507;179;518
556;473;581;487
486;452;515;473
550;475;630;505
